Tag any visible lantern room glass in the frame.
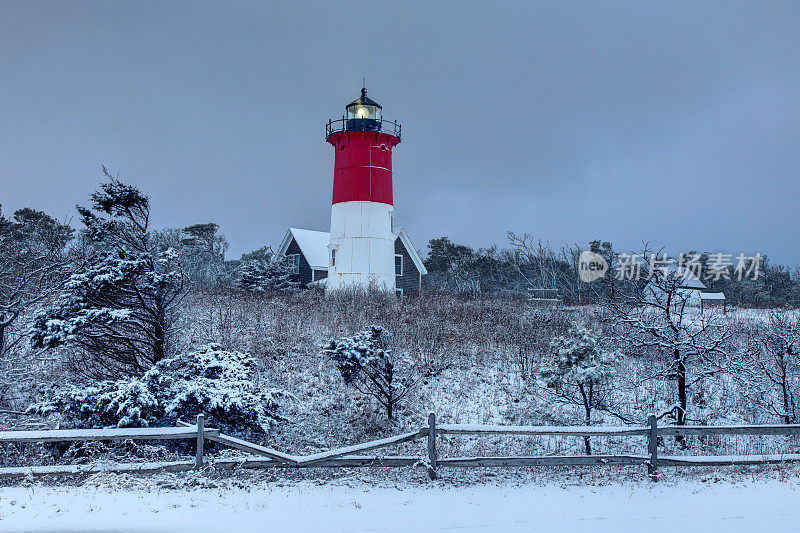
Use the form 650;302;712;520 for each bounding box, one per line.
347;104;381;121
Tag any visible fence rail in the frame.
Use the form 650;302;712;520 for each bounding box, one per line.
1;413;799;479
0;426;215;443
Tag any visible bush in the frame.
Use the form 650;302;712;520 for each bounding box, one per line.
538;323;621;454
29;344;287;435
323;325;420;420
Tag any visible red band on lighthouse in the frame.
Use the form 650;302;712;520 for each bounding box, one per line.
328;131;400;206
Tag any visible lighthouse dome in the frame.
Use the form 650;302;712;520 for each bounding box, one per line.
346;88;382;120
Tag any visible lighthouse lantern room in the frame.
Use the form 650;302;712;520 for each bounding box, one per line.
325;88;402;293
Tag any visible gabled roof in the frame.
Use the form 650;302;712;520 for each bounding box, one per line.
277;228;330;270
651;264;707;290
393;227;428;276
277;226;428;276
672;266;706;290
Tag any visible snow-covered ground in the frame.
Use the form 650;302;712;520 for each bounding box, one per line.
1;476;798;532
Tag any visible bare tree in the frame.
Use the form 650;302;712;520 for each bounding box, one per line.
0;207;73;407
745;310;800;423
606;248;729;436
507;232;589;303
0;207;73;358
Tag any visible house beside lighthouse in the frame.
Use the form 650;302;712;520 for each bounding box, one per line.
277;88;427;296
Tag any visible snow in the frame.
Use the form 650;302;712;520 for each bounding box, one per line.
437;423;650;435
0;478;798;532
298;430;423;463
278;227;428;274
29;344;286;433
661;264;708;289
283;228;331;269
700;292;726;300
0;426;198;443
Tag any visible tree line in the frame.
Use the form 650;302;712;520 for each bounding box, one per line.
1;170;799;446
423;234;800;307
1;171;798;384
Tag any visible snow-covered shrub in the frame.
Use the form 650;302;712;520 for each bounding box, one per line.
323;325;420;420
29;344;286;435
539;323;621;454
145;343;286;433
30;379;160;428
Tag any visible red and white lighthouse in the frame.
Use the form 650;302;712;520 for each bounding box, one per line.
325;88;402;293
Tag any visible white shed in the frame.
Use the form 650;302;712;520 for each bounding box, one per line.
643;265;707;306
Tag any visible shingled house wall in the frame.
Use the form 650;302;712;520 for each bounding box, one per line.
395;237;421;296
285;238;313;287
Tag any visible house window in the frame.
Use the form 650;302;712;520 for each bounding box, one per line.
395;254;403;276
287;254;300;274
396;288;403;297
330;249;336;267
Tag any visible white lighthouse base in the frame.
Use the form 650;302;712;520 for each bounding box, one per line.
326;201;396;294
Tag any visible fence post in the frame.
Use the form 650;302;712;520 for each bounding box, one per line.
647;414;658;481
195;414;205;469
427;412;438;480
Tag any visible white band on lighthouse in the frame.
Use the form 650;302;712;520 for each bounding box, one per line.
327;201;395;292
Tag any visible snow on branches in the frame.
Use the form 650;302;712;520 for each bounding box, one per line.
539;323;621;454
235;249;300;293
29;344;287;435
540;323;621;392
0;206;73;370
29;170;184;377
324;325;420;420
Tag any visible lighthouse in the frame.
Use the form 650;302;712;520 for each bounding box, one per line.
276;89;426;295
324;88;402;293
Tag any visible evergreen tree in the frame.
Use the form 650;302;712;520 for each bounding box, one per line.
539;323;621;455
30;168;184;378
235;248;300;293
179;222;229;287
29;343;287;435
324;325;420;419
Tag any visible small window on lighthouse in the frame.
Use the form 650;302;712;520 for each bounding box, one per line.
330;249;336;267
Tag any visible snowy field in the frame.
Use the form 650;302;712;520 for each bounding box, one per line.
1;475;799;532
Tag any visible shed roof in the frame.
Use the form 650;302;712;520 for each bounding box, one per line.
656;264;707;290
700;292;726;300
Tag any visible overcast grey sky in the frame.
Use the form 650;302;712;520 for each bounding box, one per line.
1;1;799;263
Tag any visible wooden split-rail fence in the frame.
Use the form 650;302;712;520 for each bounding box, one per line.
1;413;799;480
